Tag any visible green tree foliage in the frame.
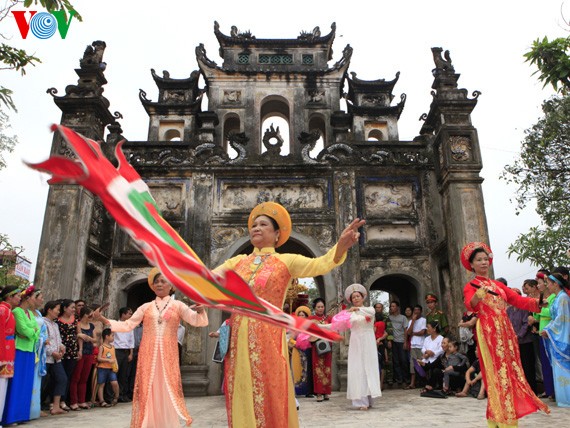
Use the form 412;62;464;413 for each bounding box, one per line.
501;28;570;268
0;107;18;170
502;95;570;268
0;0;81;111
525;36;570;93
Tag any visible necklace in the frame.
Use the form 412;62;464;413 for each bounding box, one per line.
155;297;171;324
248;254;271;286
316;313;327;323
253;254;271;265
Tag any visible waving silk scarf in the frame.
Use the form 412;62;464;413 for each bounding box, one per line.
26;125;339;342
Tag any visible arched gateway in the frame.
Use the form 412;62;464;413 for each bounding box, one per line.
34;24;490;395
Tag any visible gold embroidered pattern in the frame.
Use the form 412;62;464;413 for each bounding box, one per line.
468;278;549;425
226;254;293;428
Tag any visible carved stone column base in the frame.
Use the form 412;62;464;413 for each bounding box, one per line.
181;365;210;396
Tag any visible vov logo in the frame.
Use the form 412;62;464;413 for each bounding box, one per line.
12;10;76;39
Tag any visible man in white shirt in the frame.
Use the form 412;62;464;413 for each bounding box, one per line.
114;307;134;402
406;305;426;389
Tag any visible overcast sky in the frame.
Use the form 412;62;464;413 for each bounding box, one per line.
1;0;566;286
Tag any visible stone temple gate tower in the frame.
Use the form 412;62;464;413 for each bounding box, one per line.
35;24;490;394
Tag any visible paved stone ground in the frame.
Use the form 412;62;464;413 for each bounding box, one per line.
22;389;564;427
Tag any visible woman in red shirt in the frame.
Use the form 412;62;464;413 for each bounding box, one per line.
374;311;388;389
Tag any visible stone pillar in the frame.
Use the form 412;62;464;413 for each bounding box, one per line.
35;41;115;300
184;172;214;393
333;169;359;391
197;111;219;144
420;48;490;327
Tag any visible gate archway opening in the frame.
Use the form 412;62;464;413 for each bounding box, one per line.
126;280;156;311
369;274;420;311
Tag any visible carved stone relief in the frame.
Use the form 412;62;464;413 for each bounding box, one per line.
307;90;326;103
364;183;415;217
223;90;241;104
219;183;327;211
163;90;187;103
147;182;187;218
361;94;389;106
449;136;471;162
211;227;248;251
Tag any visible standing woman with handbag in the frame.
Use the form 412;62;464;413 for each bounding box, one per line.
56;299;79;411
69;306;96;410
308;298;332;402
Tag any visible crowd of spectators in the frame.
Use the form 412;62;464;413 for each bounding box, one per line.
2;264;567;423
0;289;142;425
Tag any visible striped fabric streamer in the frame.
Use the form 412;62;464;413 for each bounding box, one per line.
27;124;340;342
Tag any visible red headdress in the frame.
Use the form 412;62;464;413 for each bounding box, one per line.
460;242;493;271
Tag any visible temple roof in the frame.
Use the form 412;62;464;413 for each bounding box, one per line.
347;71;400;94
150;68;200;90
213;21;336;60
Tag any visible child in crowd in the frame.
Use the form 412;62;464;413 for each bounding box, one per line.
96;328;119;407
456;358;486;399
442;338;468;394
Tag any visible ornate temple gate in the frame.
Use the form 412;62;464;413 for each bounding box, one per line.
34;25;490;394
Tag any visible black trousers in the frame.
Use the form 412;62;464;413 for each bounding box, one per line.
61;358;77;402
391;342;409;384
519;341;537;393
115;349;132;400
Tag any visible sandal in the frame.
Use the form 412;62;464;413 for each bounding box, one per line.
405;385;416;390
100;402;111;408
78;403;90;410
358;406;368;411
69;404;81;411
316;395;324;402
111;397;119;406
323;395;330;401
50;408;67;415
